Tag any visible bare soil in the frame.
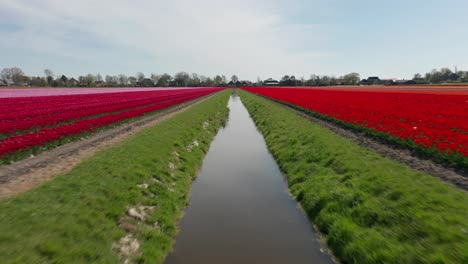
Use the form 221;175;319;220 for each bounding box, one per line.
0;95;213;200
278;102;468;191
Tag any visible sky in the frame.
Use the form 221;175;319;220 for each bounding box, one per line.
1;0;467;81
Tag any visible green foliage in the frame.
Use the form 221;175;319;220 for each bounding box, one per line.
239;90;468;264
0;91;230;263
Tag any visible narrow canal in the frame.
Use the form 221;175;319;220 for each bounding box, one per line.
165;93;334;264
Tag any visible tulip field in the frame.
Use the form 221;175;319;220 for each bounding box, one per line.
243;87;468;161
0;87;222;160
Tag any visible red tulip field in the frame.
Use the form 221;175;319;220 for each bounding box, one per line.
243;87;468;160
0;88;222;160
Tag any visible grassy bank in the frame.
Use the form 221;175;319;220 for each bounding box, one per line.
239;90;468;263
0;90;230;263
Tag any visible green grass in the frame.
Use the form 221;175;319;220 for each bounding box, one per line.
0;90;230;263
239;90;468;264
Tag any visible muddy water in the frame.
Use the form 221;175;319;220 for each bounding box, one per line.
165;94;334;264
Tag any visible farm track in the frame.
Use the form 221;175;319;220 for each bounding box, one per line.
270;99;468;191
0;94;215;200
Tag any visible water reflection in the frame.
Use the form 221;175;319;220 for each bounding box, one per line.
165;95;334;264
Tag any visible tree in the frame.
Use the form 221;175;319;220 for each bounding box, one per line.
105;75;114;86
85;74;96;87
150;73;161;84
458;71;468;82
422;68;456;84
342;72;360;85
299;76;305;86
280;75;298;86
205;77;214;87
214;75;224;86
305;74;317;86
96;74;103;82
44;69;54;85
20;75;31;85
319;75;331;86
30;77;47;86
440;68;452;81
156;74;172;87
1;67;25;84
189;73;201;87
231;75;239;83
140;78;154;87
174;72;190;87
118;74;128;86
280;75;290;85
128;76;137;86
199;75;208;83
256;76;262;85
136;72;145;83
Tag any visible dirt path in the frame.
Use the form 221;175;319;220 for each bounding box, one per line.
0;95;214;200
274;101;468;191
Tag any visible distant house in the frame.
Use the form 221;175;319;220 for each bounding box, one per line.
240;80;252;86
4;79;15;86
69;78;78;86
263;78;279;86
59;75;69;83
367;76;382;85
228;81;236;87
382;79;396;86
449;73;460;82
359;79;369;85
95;81;105;87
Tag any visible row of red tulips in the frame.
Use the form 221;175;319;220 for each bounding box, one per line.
0;88;222;158
243;87;468;157
0;89;211;134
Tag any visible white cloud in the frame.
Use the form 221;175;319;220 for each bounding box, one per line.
0;0;333;79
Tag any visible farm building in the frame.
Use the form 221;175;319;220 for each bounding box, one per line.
263;78;280;86
59;75;69;83
69;78;79;86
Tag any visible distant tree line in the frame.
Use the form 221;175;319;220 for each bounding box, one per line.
0;67;230;88
412;68;468;84
1;66;467;87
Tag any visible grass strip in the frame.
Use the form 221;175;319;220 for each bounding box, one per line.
239;90;468;264
0;90;230;263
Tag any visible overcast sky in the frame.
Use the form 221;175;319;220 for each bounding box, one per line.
1;0;467;80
